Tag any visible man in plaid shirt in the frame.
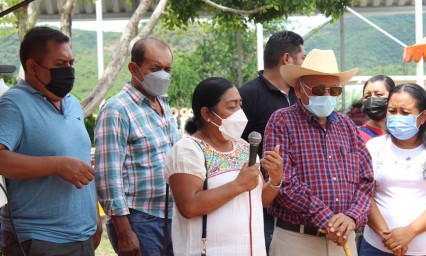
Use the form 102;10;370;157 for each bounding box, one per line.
94;38;180;256
263;49;374;256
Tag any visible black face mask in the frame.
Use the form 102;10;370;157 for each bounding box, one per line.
362;97;388;120
35;62;75;98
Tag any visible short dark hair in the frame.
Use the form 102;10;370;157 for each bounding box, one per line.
389;83;426;147
20;26;69;72
363;75;395;94
263;31;304;69
131;37;171;66
185;77;234;135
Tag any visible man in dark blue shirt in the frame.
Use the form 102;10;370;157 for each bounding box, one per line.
239;30;305;255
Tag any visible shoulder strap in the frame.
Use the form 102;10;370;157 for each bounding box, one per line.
192;138;208;256
192;139;208;189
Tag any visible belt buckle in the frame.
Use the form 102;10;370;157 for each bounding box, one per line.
299;225;304;234
316;229;326;236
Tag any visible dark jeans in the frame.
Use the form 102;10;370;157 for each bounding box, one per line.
1;230;94;256
359;237;394;256
107;209;173;256
263;208;274;255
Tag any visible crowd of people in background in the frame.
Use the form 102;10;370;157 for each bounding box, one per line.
0;26;424;256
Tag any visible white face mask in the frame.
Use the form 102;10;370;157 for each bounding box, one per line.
133;65;172;96
211;109;248;140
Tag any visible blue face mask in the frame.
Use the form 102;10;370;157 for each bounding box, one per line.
301;84;337;117
304;96;337;117
387;114;422;140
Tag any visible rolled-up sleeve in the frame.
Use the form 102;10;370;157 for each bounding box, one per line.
94;106;129;216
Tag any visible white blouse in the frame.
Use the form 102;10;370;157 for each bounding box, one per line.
165;137;266;256
364;135;426;255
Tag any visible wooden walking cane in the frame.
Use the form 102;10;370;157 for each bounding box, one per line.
319;229;352;256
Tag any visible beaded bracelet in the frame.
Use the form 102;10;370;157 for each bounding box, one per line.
268;177;282;190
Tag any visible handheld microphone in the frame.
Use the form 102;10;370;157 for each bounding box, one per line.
248;131;262;167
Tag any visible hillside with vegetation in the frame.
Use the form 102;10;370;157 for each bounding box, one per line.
305;13;422;76
0;13;424;109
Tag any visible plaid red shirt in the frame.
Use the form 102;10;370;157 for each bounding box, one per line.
263;100;374;229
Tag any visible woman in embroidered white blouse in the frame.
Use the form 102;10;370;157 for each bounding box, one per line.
360;83;426;256
164;77;283;256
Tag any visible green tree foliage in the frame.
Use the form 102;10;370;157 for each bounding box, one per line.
84;113;96;145
0;0;24;33
163;0;352;31
159;22;258;107
167;52;203;108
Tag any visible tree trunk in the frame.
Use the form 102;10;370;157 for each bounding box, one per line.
58;0;77;45
27;0;41;29
16;0;41;81
236;29;243;88
81;0;168;117
16;5;27;42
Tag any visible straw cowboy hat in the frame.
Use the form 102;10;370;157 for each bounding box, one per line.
280;49;359;87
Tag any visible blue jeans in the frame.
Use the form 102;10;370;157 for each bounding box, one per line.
359;238;394;256
107;209;173;256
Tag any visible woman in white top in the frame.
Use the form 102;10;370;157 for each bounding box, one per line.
360;83;426;256
164;77;283;256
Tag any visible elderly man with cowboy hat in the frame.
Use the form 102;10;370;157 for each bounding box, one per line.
262;49;375;256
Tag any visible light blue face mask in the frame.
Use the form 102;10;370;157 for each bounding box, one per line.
386;113;422;140
301;83;337;117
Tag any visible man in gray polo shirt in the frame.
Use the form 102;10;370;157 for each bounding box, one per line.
0;27;101;255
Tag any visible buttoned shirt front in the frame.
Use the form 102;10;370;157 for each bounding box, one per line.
95;83;180;218
263;100;374;229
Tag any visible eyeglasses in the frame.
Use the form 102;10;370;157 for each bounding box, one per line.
300;80;343;96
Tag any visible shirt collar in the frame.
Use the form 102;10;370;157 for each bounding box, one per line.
123;82;167;106
15;79;71;102
258;70;295;96
15;79;42;95
258;71;280;92
296;100;338;124
123;82;149;106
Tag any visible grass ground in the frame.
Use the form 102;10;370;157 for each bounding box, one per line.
94;216;116;256
95;237;115;256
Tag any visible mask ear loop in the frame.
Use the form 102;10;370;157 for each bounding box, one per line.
299;78;311;96
299;79;312;106
211;111;223;120
131;63;145;86
32;60;50;86
209;111;222;128
416;111;426;128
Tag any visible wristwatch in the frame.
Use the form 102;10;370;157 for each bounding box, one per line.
268;177;282;190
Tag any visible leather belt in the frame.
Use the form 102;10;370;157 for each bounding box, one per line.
276;219;326;237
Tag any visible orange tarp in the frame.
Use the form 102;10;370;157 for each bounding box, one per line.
403;38;426;63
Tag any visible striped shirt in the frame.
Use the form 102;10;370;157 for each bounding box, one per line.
94;83;180;217
263;100;374;229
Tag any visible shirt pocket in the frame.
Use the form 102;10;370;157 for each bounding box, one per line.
342;152;360;184
338;151;360;206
